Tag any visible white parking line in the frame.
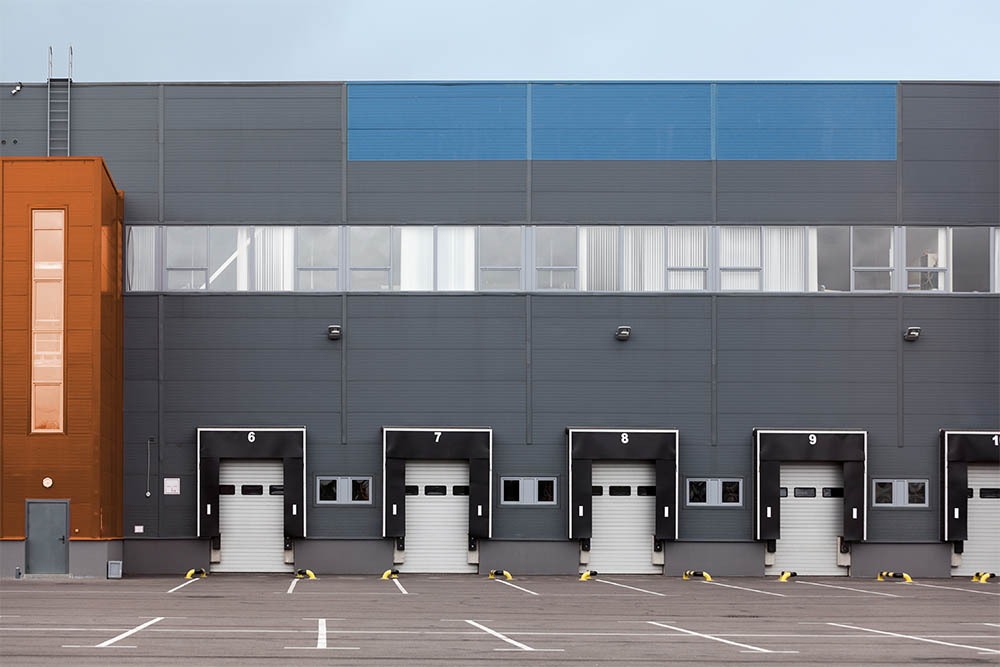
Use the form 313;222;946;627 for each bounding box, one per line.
704;581;785;597
284;618;359;651
827;623;1000;655
593;579;666;596
392;578;408;595
94;617;164;648
286;579;298;594
909;582;1000;596
495;579;539;596
166;579;199;594
648;621;796;654
465;619;563;652
795;580;900;597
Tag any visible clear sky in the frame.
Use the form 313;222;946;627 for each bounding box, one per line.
1;0;998;83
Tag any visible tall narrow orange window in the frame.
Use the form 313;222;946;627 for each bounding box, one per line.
31;209;65;433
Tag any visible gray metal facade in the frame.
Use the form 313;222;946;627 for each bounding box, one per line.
2;80;998;576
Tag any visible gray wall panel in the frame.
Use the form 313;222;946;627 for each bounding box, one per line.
531;160;712;222
162;85;342;221
0;86;47;156
902;85;998;224
348;160;527;222
902;130;999;161
717;161;898;222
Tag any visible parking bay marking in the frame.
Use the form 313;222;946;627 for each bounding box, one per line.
494;579;539;596
908;582;1000;597
593;578;666;596
63;616;164;649
465;620;563;652
392;578;408;595
795;580;900;597
648;621;797;654
704;581;785;597
827;622;1000;655
166;579;199;594
285;618;359;651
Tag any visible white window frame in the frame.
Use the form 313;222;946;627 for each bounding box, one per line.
872;479;928;508
686;478;743;507
315;476;373;505
500;477;557;505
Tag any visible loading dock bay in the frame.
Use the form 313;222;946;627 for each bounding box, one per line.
1;574;997;665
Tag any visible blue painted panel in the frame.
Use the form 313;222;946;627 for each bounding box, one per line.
531;83;711;159
348;83;527;160
716;83;897;160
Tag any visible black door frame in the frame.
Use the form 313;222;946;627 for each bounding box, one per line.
754;429;868;543
941;430;1000;543
567;428;679;542
382;427;493;544
197;427;307;541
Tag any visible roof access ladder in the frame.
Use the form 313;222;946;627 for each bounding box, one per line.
47;46;72;156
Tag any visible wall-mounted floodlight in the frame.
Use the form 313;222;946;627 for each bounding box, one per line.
615;325;632;342
903;326;921;342
10;82;22;96
327;325;342;341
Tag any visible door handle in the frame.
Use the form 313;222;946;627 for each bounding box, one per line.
58;536;66;543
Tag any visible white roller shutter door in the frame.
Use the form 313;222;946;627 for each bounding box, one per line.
954;464;1000;576
400;461;477;573
767;463;845;576
587;462;660;574
216;460;292;573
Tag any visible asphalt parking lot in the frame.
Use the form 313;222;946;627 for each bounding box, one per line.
1;573;998;665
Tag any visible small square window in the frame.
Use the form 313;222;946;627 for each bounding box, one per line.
241;485;264;496
501;477;557;505
352;479;370;502
981;488;1000;499
873;479;929;507
318;479;337;502
687;478;742;506
424;485;447;496
316;476;373;504
874;481;894;504
637;486;656;497
721;481;741;503
688;480;707;503
591;486;604;496
609;485;631;497
793;487;816;498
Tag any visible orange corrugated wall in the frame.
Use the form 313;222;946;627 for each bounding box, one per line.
0;157;123;540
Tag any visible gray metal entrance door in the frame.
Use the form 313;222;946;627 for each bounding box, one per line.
26;501;69;574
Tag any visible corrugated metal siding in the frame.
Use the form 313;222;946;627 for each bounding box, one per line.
531;160;712;222
72;85;160;222
347;83;527;160
347;160;526;221
716;161;897;222
0;86;48;156
901;82;999;224
531;83;711;160
163;85;342;221
716;83;897;160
